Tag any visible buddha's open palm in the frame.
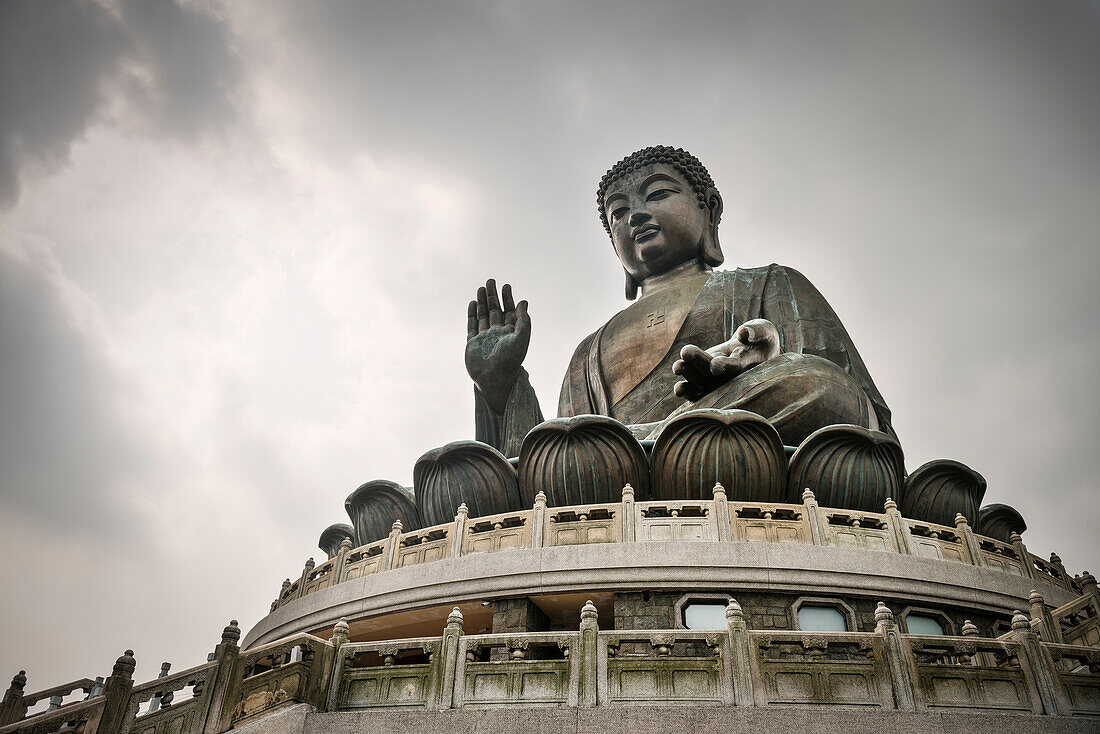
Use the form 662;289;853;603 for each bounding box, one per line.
673;318;782;401
466;279;531;413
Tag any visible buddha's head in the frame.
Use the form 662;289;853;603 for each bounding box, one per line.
598;146;723;300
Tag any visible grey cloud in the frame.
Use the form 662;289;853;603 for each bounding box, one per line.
0;249;146;541
0;0;127;208
0;0;243;210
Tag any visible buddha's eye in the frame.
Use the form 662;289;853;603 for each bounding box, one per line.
610;206;628;222
646;188;678;202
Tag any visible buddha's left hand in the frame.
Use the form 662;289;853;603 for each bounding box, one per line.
672;319;782;401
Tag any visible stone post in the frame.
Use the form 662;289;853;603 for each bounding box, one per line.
1049;552;1069;586
1008;610;1070;716
712;483;732;542
332;537;354;584
382;520;403;571
724;600;754;707
874;602;915;711
0;670;27;725
294;558;315;600
451;504;468;558
531;491;547;549
883;498;912;555
802;489;826;546
1028;589;1063;644
1078;570;1100;610
202;620;243;734
97;650;137;734
1010;532;1037;580
323;619;349;712
275;578;291;610
145;662;172;713
438;607;464;710
955;513;982;566
959;620;978;665
621;484;636;542
578;601;599;707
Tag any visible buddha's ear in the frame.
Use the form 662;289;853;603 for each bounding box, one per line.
700;187;724;267
624;270;640;300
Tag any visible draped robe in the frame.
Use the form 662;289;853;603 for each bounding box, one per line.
475;265;893;456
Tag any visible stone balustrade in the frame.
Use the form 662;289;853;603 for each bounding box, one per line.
274;487;1081;611
7;601;1095;733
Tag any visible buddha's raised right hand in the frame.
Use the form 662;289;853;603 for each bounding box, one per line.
466;279;531;413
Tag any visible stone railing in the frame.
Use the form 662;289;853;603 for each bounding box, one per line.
273;486;1084;611
0;622;331;734
4;601;1098;732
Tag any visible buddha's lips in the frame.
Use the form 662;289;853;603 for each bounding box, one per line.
632;225;660;243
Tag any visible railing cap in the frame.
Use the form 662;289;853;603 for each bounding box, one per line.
874;601;894;626
1011;610;1030;631
112;650;136;679
883;497;897;511
581;600;598;622
446;607;464;629
725;599;744;621
221;620;241;645
1028;589;1045;607
802;488;816;502
9;670;26;691
962;620;978;636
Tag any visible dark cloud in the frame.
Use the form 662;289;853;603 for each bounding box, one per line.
0;0;243;209
0;0;127;208
0;248;144;538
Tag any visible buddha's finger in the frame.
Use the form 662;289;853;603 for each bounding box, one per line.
676;352;713;388
486;279;503;326
514;300;531;336
502;284;516;327
674;380;701;401
467;301;479;340
477;286;489;331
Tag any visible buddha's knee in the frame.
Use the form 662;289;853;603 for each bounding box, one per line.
690;353;876;445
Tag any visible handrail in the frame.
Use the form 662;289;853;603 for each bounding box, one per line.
273;490;1079;612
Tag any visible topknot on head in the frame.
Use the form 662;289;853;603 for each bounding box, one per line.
596;146;717;235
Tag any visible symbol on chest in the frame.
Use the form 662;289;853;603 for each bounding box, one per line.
646;311;666;328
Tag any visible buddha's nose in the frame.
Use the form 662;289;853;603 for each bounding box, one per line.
628;209;651;227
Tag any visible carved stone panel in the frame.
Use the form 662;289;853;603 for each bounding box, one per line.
649;409;787;502
787;425;904;512
518;415;650;506
902;459;986;527
414;440;521;525
344;480;421;546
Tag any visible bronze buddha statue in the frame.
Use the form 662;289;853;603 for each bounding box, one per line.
465;146;893;457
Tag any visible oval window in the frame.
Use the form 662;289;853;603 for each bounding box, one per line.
682;603;728;630
906;614;946;636
796;605;848;632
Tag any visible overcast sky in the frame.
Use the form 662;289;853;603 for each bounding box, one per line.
1;0;1098;689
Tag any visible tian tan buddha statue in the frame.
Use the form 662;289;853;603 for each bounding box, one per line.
337;146;1010;546
465;146;894;458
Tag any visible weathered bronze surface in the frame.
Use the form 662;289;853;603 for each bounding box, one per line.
787;424;905;512
413;440;521;526
903;459;987;527
467;146;892;455
649;409;786;502
344;479;421;545
517;414;650;506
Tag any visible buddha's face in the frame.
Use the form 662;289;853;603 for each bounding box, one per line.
602;163;714;285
